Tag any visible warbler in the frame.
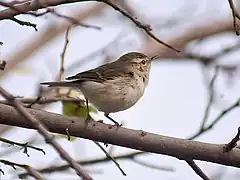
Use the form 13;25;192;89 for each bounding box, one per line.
41;52;158;125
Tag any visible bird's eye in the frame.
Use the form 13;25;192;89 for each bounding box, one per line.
141;60;146;65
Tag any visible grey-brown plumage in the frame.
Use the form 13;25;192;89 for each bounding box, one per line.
41;52;153;115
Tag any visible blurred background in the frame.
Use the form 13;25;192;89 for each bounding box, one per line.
1;0;240;179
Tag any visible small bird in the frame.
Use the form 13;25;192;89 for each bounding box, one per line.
41;52;157;125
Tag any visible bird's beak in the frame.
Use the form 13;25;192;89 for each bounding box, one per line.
150;54;161;61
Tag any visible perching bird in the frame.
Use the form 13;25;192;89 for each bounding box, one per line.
41;52;157;125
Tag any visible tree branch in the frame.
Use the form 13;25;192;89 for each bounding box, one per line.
186;160;210;180
224;126;240;152
0;0;179;52
19;151;144;177
199;67;219;130
0;159;44;180
0;96;85;106
93;141;126;176
188;97;240;140
0;87;92;180
0;136;45;156
228;0;240;35
0;104;239;169
9;17;37;31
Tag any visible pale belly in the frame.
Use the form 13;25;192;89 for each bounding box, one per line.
79;77;145;113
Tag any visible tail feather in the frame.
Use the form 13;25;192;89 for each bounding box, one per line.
40;81;76;87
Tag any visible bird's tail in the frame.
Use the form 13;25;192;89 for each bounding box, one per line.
40;81;76;87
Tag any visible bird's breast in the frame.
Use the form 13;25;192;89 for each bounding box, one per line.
79;75;146;113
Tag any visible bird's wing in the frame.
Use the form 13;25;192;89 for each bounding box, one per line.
66;61;133;83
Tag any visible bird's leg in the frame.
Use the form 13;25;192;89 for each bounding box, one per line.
104;113;122;126
85;98;91;121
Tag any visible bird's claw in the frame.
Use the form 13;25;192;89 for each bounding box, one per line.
113;122;123;127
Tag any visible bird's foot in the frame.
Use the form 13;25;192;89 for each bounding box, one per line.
85;113;91;121
104;113;122;127
113;122;123;127
85;98;91;122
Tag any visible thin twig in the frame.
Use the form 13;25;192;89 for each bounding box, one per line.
228;0;240;35
200;66;219;130
132;158;174;172
10;17;37;31
49;8;101;30
0;1;101;30
56;26;71;94
0;96;85;106
100;0;179;52
188;97;240;140
0;87;92;180
0;137;45;156
0;159;44;180
93;141;126;176
65;31;124;74
185;160;210;180
224;126;240;152
186;40;240;65
0;0;179;52
26;96;42;108
19;151;144;177
0;134;39;157
58;26;70;81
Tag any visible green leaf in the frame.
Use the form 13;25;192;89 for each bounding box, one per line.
56;101;97;141
62;101;97;118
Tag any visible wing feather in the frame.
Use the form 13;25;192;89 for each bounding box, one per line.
66;61;133;83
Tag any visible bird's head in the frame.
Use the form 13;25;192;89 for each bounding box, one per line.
118;52;159;73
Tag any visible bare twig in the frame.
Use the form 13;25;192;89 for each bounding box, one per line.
0;159;44;180
186;41;240;65
132;158;174;172
48;8;101;30
65;31;124;74
10;17;37;31
0;1;101;30
0;134;39;157
55;26;71;94
26;96;42;108
200;67;220;130
0;0;179;52
58;26;70;81
0;137;45;156
100;0;179;52
228;0;240;35
186;160;210;180
19;151;144;177
0;87;92;180
224;127;240;152
0;96;84;106
188;97;240;139
93;141;126;176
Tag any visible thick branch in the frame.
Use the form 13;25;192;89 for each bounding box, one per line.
0;88;91;180
0;104;239;168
